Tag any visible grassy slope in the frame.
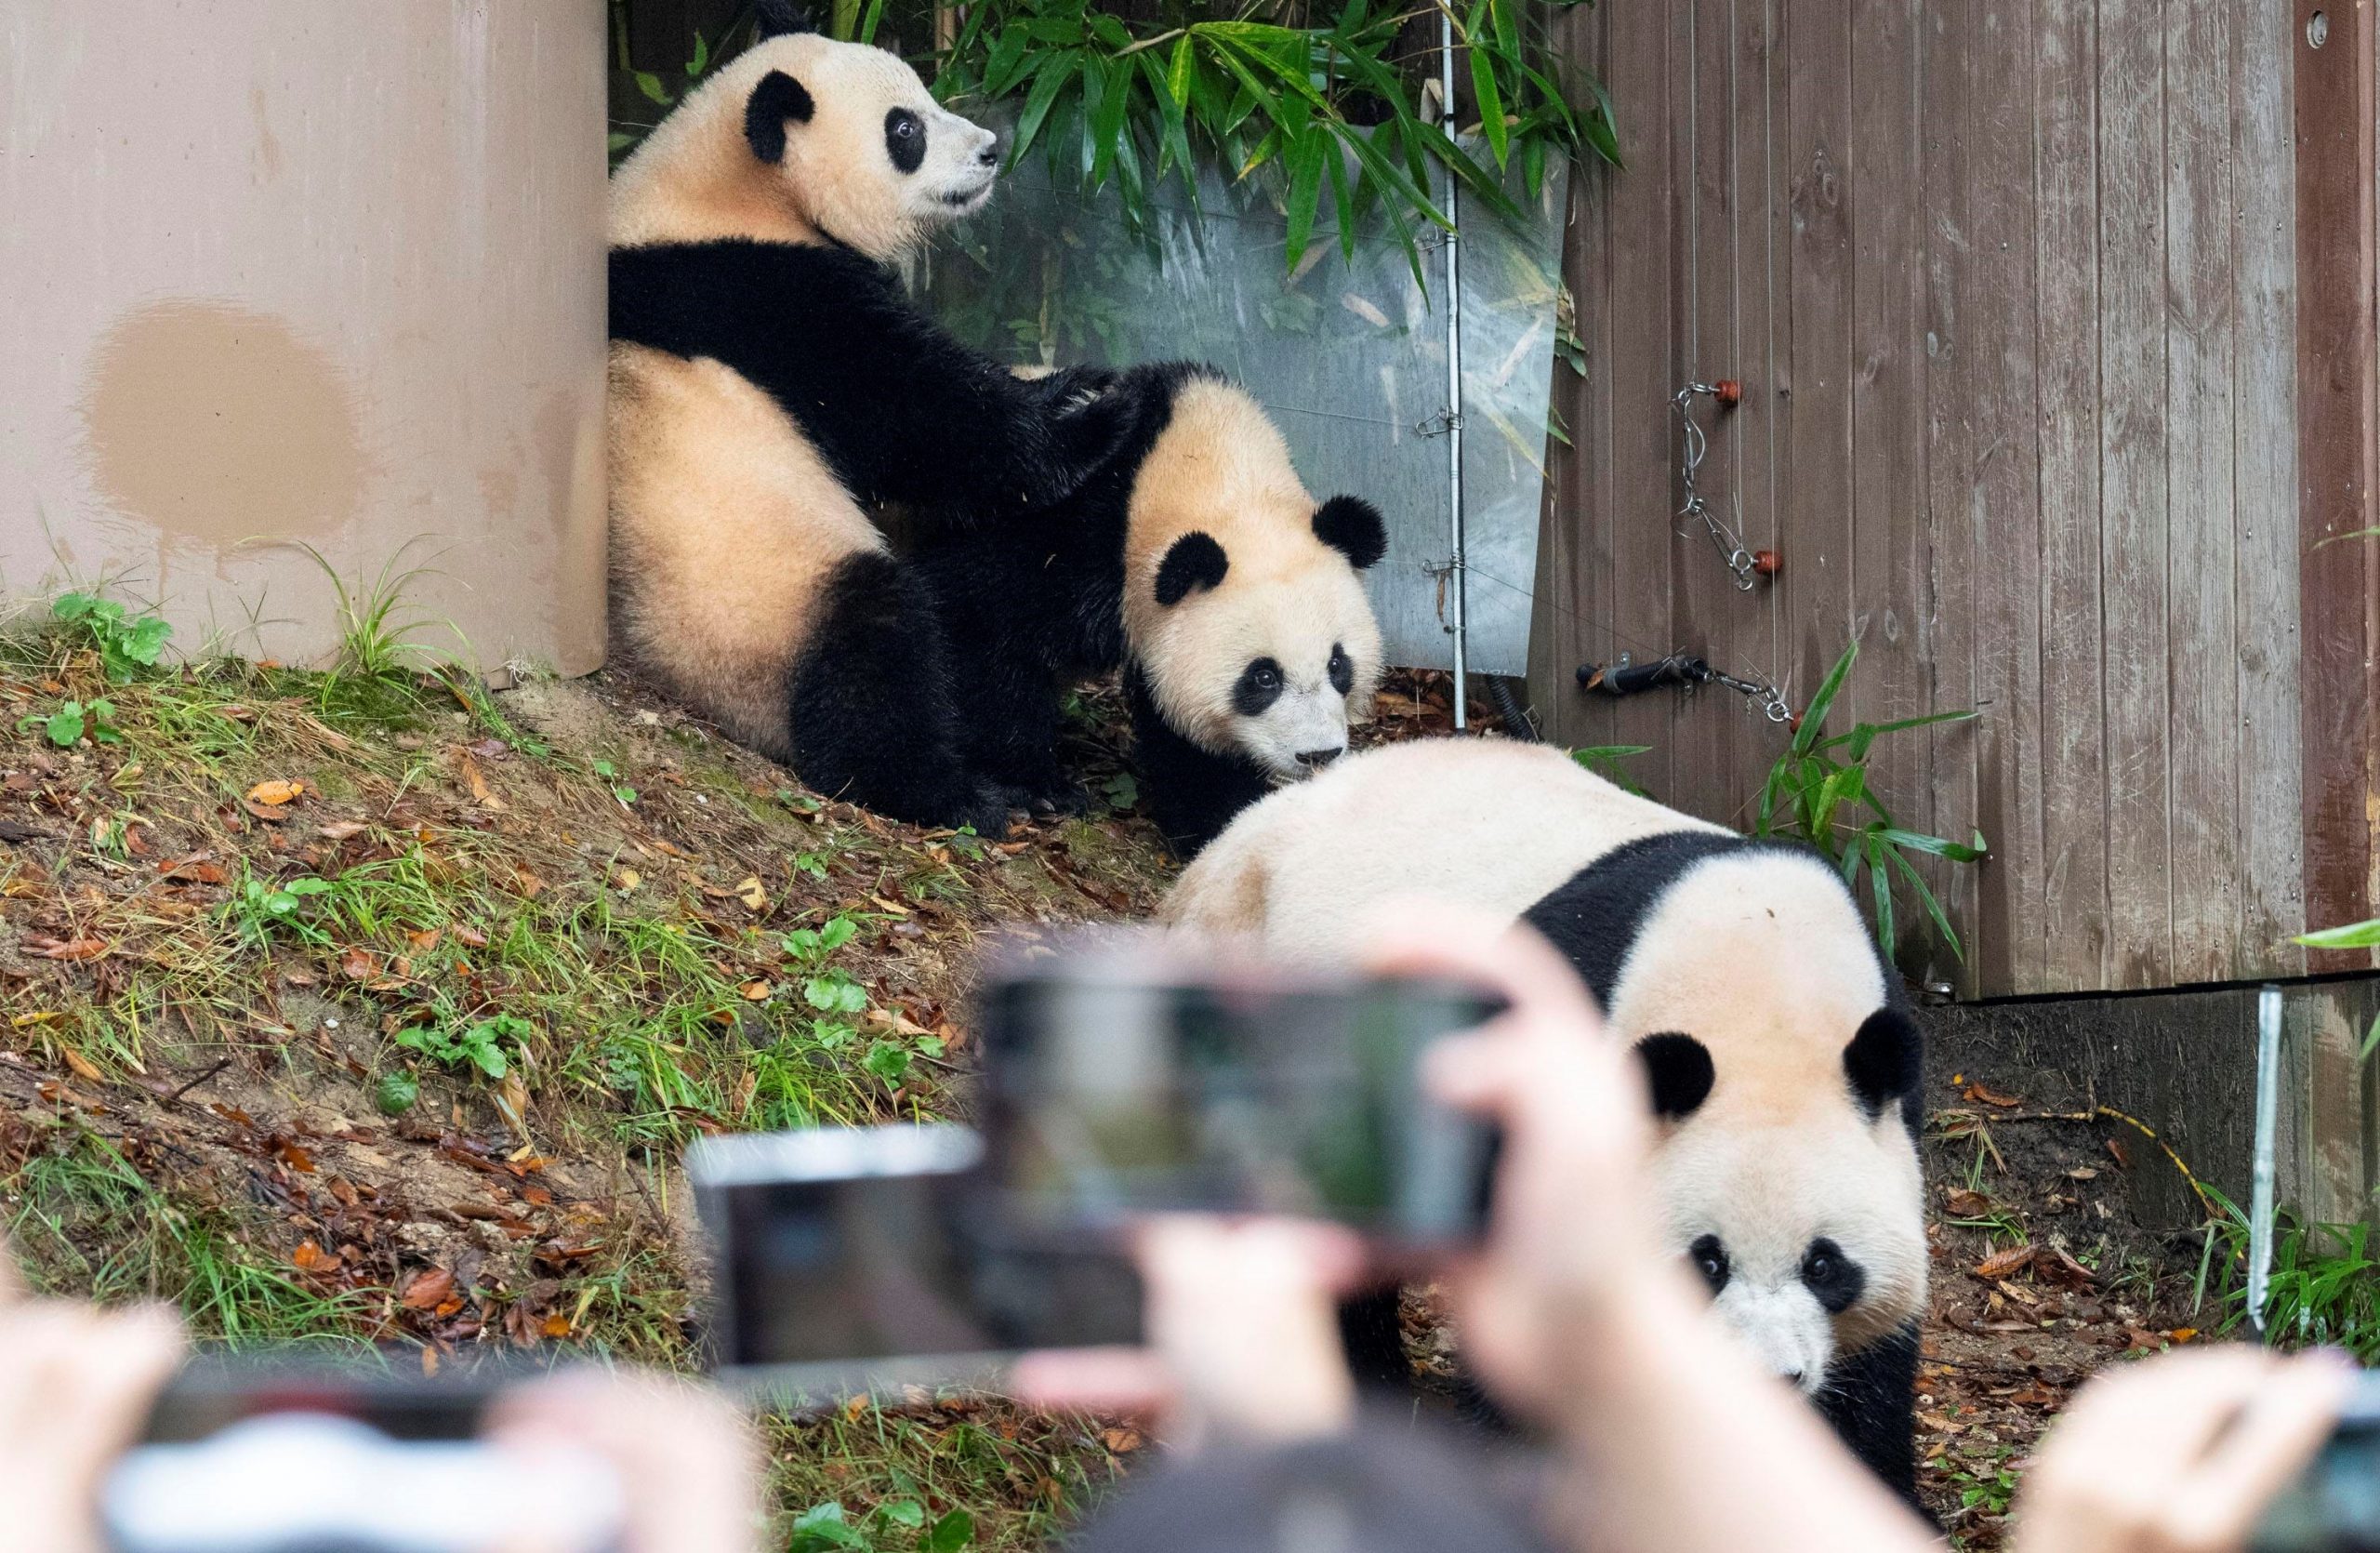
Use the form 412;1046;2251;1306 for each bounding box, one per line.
0;606;1170;1549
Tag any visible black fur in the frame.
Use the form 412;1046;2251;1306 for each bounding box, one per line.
753;0;815;38
1800;1237;1866;1315
1633;1030;1715;1119
1816;1321;1923;1511
1846;1007;1925;1133
609;239;1128;523
884;107;925;174
745;71;815;162
906;362;1228;816
784;552;1011;832
1154;531;1228;605
1313;494;1388;569
1125;660;1275;858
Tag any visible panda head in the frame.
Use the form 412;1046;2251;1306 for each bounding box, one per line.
1128;379;1387;780
620;4;1000;256
1614;850;1929;1390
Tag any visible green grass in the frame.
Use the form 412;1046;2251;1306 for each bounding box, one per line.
7;1128;372;1346
2197;1188;2380;1359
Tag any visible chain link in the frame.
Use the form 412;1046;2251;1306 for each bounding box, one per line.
1673;382;1761;591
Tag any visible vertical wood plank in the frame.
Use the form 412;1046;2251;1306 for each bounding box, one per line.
1599;0;1683;793
2096;0;2174;989
1672;0;1753;825
1534;5;1620;752
1920;0;1983;991
2035;0;2111;990
2294;0;2380;967
1962;0;2047;995
1848;0;1932;965
2163;0;2241;983
1781;0;1856;741
2233;0;2307;974
1736;0;1792;816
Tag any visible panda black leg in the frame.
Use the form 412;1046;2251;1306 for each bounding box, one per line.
787;552;1012;834
1815;1321;1925;1517
1125;662;1274;858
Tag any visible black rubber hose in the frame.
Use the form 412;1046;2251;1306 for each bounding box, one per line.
1488;676;1539;741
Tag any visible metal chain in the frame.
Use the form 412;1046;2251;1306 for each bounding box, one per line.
1673;382;1761;591
1707;663;1794;723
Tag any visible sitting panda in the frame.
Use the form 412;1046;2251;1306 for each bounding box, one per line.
1164;737;1930;1504
605;1;1128;830
912;362;1389;856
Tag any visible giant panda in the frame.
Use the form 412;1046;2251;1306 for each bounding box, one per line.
912;362;1388;856
1164;737;1930;1504
606;2;1129;831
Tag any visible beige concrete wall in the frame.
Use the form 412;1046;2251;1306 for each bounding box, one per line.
0;1;608;675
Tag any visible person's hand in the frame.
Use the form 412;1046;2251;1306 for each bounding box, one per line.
0;1251;184;1553
1357;902;1671;1425
1010;1215;1366;1453
2013;1346;2354;1553
490;1370;765;1553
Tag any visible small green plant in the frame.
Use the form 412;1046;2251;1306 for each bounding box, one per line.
2200;1188;2380;1360
53;592;171;682
591;758;639;806
229;870;337;945
1098;771;1139;814
374;1070;421;1116
284;540;459;683
1753;639;1988;962
19;697;121;748
790;1498;974;1553
1945;1448;2020;1519
396;1013;530;1081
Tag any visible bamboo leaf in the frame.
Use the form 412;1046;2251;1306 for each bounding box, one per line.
1284;135;1327;273
1468;10;1511;168
1795;640;1860;755
1012;52;1080;163
2297;918;2380;950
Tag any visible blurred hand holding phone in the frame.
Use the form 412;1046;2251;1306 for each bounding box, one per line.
690;934;1506;1408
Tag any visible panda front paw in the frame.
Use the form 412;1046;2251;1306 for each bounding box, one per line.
1026;380;1133;507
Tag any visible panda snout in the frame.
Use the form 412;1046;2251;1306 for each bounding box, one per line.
1295;747;1342;772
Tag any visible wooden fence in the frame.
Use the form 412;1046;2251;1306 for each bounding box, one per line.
1526;0;2380;1001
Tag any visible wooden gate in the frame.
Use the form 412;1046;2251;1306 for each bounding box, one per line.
1527;0;2380;1001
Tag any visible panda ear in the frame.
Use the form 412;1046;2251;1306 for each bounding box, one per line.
745;71;816;164
754;0;817;39
1633;1032;1713;1121
1155;532;1229;607
1313;496;1387;570
1844;1008;1923;1122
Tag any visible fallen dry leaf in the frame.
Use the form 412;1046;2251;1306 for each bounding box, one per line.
541;1312;572;1339
338;947;377;982
401;1268;457;1310
1963;1081;2024;1108
740;980;773;1002
1973;1244;2036;1281
158;855;229;885
291;1240;338;1273
246;779;306;807
456;750;508;812
737;876;767;909
407;928;443;952
25;936;109;961
1941;1188;1995;1217
60;1046;103;1082
611;868;641;893
318;819;368;841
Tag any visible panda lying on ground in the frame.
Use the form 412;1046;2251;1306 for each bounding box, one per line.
606;2;1127;830
913;362;1389;856
1165;737;1931;1506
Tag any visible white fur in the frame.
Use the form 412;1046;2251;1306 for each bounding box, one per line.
1163;737;1928;1382
1122;378;1382;778
611;33;995;256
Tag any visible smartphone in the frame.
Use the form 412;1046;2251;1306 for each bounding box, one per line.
689;1123;1144;1407
2253;1372;2380;1551
976;949;1507;1251
104;1355;621;1553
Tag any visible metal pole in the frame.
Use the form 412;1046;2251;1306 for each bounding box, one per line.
2248;984;2284;1336
1438;6;1469;730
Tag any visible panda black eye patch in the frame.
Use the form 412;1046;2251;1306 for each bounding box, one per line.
884;108;926;174
1328;644;1353;697
1800;1236;1865;1314
1233;658;1286;716
1688;1233;1729;1295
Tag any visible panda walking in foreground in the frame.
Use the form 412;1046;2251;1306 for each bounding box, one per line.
1164;737;1932;1505
606;1;1130;831
912;361;1391;856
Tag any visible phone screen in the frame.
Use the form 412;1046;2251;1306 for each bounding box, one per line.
979;971;1504;1244
691;1126;1143;1401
